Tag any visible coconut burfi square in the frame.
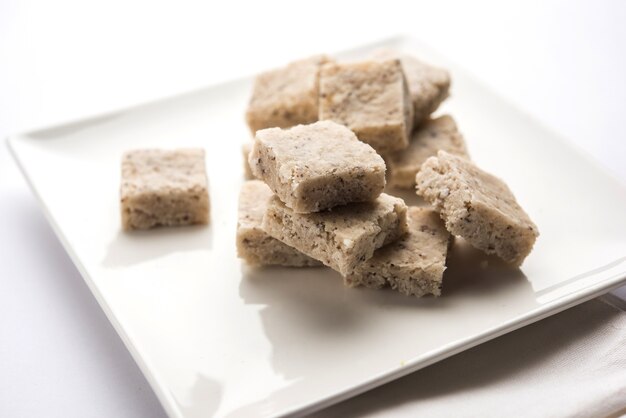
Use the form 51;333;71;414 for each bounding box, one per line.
345;207;452;297
249;120;386;213
372;49;450;126
242;142;254;180
120;148;209;230
245;55;331;134
262;193;408;276
416;151;539;265
237;181;321;267
387;115;469;189
319;59;413;154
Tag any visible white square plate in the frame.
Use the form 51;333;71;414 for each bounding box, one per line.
8;36;626;417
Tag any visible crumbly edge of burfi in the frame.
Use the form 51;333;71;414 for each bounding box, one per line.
352;265;444;297
387;115;469;189
416;152;538;265
245;55;331;134
291;170;386;213
261;194;408;276
120;149;209;230
249;123;386;213
345;207;451;296
446;199;536;266
236;227;321;267
121;189;209;230
236;180;321;267
242;143;254;180
318;60;413;154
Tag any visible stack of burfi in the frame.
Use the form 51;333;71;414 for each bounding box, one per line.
237;120;455;297
238;49;539;297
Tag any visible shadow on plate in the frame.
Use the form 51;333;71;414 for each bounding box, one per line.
442;237;529;298
101;225;213;268
236;236;531;384
239;266;361;334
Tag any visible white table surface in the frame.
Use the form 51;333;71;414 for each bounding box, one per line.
1;1;625;417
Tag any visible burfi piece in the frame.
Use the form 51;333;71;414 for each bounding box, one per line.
416;151;539;265
242;142;254;179
262;193;408;276
120;149;209;230
246;55;331;134
249;121;386;213
237;181;321;267
387;115;469;189
372;49;451;125
346;207;452;297
319;59;413;154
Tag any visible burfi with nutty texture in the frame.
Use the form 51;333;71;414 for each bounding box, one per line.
120;149;209;230
242;142;253;179
249;120;386;213
345;207;452;297
416;151;538;265
246;55;331;134
262;193;408;276
319;59;413;154
372;50;451;126
237;181;321;267
387;115;469;189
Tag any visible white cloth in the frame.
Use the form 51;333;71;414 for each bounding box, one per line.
313;298;626;418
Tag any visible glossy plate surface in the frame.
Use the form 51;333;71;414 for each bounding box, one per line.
8;37;626;417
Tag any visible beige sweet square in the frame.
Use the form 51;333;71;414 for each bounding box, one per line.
120;148;209;230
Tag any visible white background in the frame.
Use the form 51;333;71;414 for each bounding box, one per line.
1;1;625;417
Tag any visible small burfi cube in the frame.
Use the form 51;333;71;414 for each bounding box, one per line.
246;55;331;134
387;115;469;189
416;151;539;265
242;142;254;179
120;149;209;230
249;120;386;213
262;193;408;276
237;181;321;267
319;59;413;154
372;49;451;125
346;207;452;296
